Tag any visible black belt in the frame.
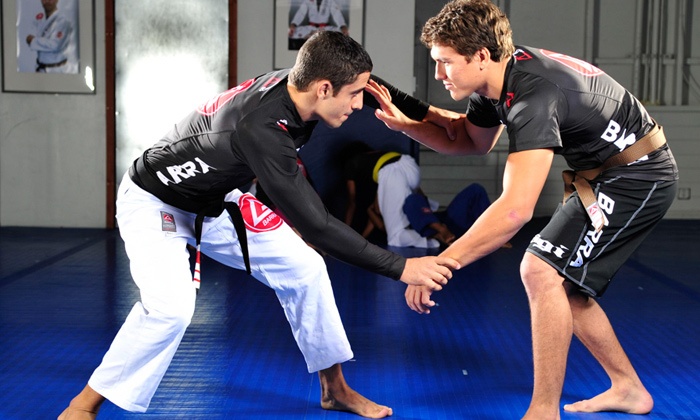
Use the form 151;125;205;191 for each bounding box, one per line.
36;59;67;70
192;201;251;291
129;156;251;291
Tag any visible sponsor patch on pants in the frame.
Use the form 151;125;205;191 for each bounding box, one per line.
160;211;177;232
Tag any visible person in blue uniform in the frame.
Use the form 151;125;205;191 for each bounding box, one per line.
367;1;677;419
58;31;459;420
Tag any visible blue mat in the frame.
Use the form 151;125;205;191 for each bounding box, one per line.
0;219;698;419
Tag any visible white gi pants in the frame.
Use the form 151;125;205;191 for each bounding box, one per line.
88;175;353;412
377;155;439;248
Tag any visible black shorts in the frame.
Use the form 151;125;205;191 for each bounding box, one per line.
526;176;677;297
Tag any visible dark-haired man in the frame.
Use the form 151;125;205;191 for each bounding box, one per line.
58;31;459;419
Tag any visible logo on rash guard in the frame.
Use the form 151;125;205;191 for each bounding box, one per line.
260;77;281;92
277;119;289;131
238;194;283;232
156;157;216;185
197;78;254;115
506;92;515;107
513;49;532;61
540;49;604;76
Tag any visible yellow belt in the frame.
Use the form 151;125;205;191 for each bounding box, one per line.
372;152;402;183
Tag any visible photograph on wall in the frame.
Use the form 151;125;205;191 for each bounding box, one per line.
16;0;80;74
274;0;363;69
287;0;349;50
2;0;94;93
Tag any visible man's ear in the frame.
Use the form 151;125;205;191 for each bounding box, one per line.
317;80;332;99
474;47;491;68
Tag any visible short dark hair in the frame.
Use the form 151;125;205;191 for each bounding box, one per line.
289;31;373;95
421;0;514;63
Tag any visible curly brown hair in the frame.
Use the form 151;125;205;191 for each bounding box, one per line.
420;0;514;63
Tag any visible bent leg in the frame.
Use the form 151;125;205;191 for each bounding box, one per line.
62;175;198;416
202;193;391;417
403;193;440;236
520;252;572;420
203;209;353;372
87;228;197;412
564;288;653;414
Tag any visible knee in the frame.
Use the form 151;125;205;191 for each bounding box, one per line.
144;292;196;333
520;252;562;297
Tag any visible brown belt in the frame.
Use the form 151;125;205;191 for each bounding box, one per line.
562;122;667;232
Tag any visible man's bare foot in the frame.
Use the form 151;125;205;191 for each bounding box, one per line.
58;385;105;420
319;364;392;418
564;386;653;414
321;386;393;418
57;406;97;420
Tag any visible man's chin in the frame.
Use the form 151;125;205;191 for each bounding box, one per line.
323;117;347;129
449;91;468;101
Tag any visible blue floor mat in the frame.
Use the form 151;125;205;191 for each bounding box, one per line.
0;219;698;419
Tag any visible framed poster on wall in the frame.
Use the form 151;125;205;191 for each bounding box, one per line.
274;0;364;69
1;0;95;93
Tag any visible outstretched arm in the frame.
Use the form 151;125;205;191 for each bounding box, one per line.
405;148;555;313
366;79;503;156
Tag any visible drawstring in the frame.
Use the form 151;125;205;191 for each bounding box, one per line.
192;201;251;292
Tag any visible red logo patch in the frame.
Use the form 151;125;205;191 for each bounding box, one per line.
540;49;604;77
238;194;283;233
197;78;254;116
513;49;532;61
506;92;515;107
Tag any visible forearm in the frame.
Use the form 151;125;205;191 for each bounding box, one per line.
440;197;529;267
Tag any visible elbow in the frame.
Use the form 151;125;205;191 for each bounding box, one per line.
506;207;533;229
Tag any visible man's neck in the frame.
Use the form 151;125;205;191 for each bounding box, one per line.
483;57;511;101
287;83;315;122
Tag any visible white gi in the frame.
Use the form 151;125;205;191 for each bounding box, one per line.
290;0;346;39
377;155;439;249
28;10;74;73
88;174;353;412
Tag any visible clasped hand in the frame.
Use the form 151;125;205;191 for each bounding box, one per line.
399;255;459;315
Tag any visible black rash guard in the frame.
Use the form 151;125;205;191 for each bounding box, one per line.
467;46;678;182
129;69;429;280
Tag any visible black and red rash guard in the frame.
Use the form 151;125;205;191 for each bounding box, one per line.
467;46;677;181
130;69;428;279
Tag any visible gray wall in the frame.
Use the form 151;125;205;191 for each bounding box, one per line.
0;0;697;227
0;0;106;227
418;0;700;219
